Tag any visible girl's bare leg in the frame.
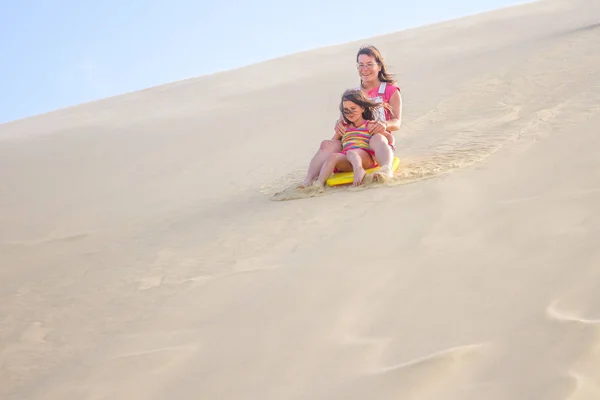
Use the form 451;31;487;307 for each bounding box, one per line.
317;153;350;186
300;140;342;187
346;149;375;186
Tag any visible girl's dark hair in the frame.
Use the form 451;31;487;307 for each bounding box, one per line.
356;45;396;86
340;89;391;125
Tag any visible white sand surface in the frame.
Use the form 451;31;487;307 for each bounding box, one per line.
2;0;600;398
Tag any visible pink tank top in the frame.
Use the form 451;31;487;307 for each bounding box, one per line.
362;82;400;121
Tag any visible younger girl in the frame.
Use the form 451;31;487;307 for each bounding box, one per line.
303;89;393;187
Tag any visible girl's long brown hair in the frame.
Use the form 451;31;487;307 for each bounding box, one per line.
340;89;391;125
356;45;396;86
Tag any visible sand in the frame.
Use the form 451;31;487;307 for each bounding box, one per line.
2;0;600;398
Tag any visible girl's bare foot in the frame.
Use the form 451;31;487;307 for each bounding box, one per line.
353;168;366;186
297;178;316;189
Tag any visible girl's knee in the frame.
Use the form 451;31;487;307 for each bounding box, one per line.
326;153;343;163
320;140;341;152
346;149;360;158
369;134;387;146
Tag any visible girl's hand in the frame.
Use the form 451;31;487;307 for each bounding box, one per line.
367;120;387;135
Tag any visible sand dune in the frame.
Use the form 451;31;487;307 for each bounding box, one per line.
2;0;600;398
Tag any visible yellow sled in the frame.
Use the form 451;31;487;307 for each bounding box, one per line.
326;157;400;186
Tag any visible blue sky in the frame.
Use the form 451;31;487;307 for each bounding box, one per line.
0;0;525;123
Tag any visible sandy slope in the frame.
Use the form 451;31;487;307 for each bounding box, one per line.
2;0;600;398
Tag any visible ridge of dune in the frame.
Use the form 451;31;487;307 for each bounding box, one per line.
2;0;600;399
0;0;570;137
0;1;536;129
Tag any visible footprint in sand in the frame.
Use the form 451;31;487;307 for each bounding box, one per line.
20;321;50;344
